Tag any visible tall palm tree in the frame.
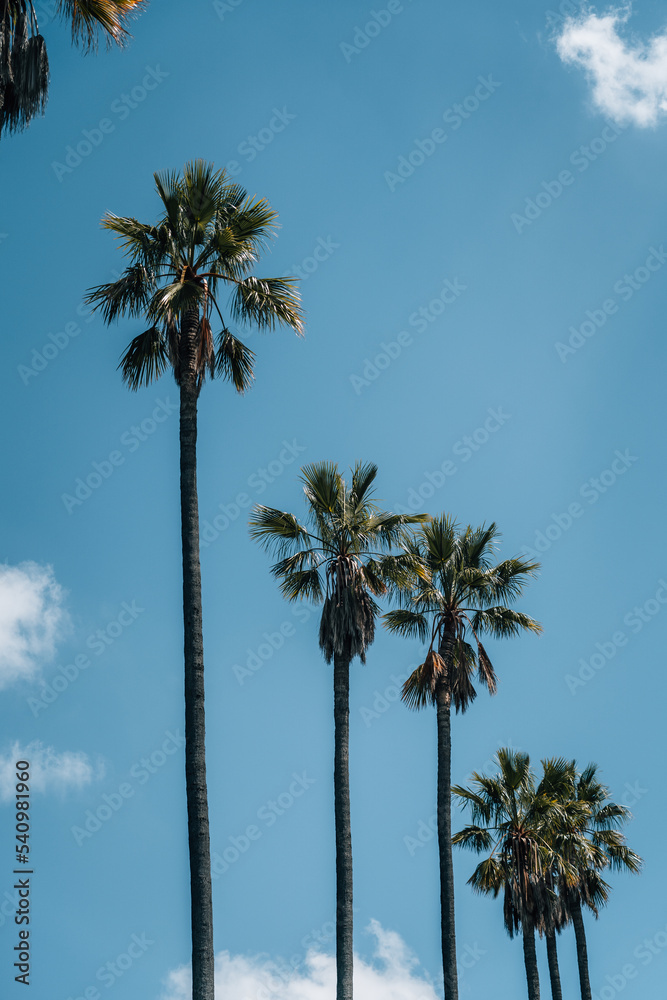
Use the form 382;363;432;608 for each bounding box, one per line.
384;517;541;1000
85;160;304;1000
452;751;576;1000
538;855;568;1000
552;763;642;1000
543;914;565;1000
0;0;145;136
530;761;579;1000
249;462;427;1000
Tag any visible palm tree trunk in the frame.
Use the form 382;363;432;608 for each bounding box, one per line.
545;930;563;1000
180;312;214;1000
571;898;592;1000
333;651;353;1000
435;679;458;1000
522;919;541;1000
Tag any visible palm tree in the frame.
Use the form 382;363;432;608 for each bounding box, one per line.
531;761;579;1000
452;751;576;1000
538;858;568;1000
85;160;304;1000
384;517;541;1000
249;462;427;1000
0;0;145;136
552;763;642;1000
543;918;565;1000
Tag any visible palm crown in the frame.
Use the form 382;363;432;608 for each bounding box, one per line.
453;750;581;937
384;516;541;711
249;461;428;663
554;763;642;917
1;0;146;136
85;159;304;391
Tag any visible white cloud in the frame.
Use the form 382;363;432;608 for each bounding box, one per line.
161;921;439;1000
0;742;103;801
556;7;667;126
0;561;70;687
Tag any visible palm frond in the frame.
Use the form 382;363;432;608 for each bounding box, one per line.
117;325;169;390
401;664;434;710
350;461;378;510
227;195;279;249
85;264;154;323
401;650;447;710
215;328;255;392
248;506;312;557
382;608;429;642
452;824;495;852
56;0;147;51
279;567;324;603
230;275;304;334
300;462;340;519
474;638;497;694
181;159;225;231
468;606;543;639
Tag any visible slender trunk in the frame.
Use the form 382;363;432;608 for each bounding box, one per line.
180;312;214;1000
333;651;353;1000
522;919;541;1000
545;930;563;1000
571;898;592;1000
435;676;458;1000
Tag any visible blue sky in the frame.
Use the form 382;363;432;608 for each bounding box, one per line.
2;1;667;997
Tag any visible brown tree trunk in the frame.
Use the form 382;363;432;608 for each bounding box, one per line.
522;919;541;1000
571;898;592;1000
436;675;458;1000
180;312;214;999
333;651;353;1000
546;929;563;1000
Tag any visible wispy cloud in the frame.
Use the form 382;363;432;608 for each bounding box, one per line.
161;921;439;1000
556;7;667;126
0;562;70;687
0;742;103;801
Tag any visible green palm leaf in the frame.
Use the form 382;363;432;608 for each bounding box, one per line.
85;161;304;391
118;325;169;390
